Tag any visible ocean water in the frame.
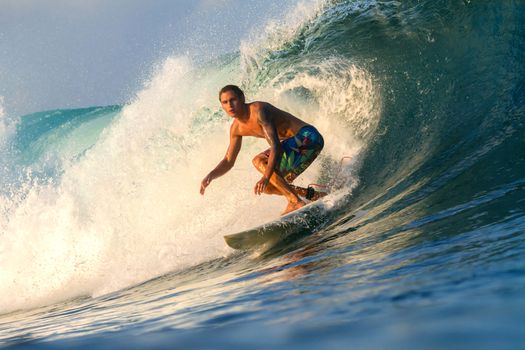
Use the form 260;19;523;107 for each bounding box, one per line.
1;0;525;349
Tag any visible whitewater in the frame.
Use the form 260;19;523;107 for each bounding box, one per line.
1;1;524;349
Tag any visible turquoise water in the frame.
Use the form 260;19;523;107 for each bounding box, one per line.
1;1;524;349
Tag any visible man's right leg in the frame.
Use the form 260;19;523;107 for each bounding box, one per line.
262;183;326;201
253;155;327;201
252;153;305;214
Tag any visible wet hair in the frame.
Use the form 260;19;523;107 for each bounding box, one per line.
219;85;245;101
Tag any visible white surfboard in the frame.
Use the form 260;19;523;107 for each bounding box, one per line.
224;199;329;251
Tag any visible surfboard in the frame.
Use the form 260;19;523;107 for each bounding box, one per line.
224;199;329;251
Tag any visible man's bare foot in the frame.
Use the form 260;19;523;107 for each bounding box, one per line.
281;200;306;215
293;185;329;201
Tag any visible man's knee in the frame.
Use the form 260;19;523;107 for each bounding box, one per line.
252;154;267;168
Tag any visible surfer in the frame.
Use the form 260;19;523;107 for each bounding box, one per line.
199;85;325;215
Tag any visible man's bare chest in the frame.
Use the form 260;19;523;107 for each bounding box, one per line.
235;121;265;138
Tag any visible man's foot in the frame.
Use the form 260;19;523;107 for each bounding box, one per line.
293;185;329;202
281;200;306;215
306;188;328;201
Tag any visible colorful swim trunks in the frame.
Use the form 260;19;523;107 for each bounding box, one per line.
265;125;324;183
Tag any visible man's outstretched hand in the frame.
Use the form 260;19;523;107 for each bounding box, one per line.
200;175;212;195
254;176;269;195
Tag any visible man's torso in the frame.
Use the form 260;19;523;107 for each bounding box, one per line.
232;102;308;140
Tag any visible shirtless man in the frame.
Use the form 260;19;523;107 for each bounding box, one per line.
199;85;325;214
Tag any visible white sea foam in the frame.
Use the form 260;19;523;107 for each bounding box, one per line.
240;0;328;75
0;96;16;146
0;95;18;197
0;56;282;313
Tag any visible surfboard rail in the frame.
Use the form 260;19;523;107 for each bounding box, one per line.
224;200;328;250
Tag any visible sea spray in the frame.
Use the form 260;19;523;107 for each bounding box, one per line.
0;56;291;313
0;57;248;313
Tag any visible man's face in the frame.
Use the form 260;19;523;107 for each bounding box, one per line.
220;90;243;117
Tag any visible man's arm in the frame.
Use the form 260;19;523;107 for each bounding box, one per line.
200;126;242;195
254;104;281;195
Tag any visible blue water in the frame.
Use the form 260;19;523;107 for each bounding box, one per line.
1;0;525;349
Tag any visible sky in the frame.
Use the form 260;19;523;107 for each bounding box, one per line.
0;0;293;117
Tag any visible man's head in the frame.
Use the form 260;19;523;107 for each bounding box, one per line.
219;85;245;102
219;85;246;118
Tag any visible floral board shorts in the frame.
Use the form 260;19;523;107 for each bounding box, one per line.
264;125;324;183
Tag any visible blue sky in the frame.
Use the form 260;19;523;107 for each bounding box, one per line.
0;0;294;117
